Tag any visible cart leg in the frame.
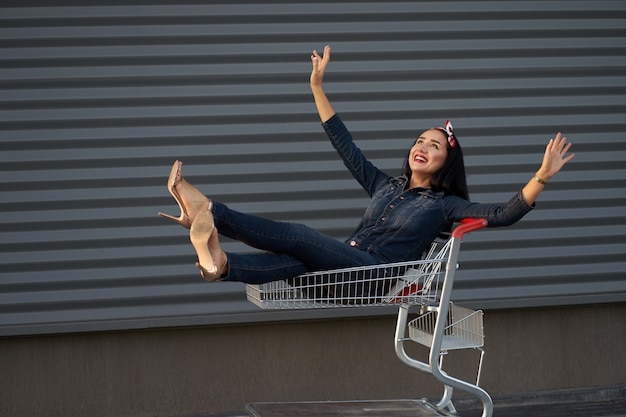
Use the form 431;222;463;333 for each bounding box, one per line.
394;305;430;373
434;354;455;412
430;364;494;417
476;347;486;387
436;385;456;413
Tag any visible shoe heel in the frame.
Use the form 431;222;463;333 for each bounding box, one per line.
158;211;191;228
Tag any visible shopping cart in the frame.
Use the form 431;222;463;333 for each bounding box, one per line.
246;218;492;417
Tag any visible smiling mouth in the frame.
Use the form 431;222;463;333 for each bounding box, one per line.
414;155;428;163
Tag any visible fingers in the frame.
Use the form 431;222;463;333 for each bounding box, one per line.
310;46;329;88
561;141;573;155
548;132;570;152
311;45;331;64
322;44;331;62
546;132;575;169
311;49;321;63
553;133;573;155
563;152;576;164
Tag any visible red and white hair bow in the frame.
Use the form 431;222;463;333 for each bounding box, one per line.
435;120;456;148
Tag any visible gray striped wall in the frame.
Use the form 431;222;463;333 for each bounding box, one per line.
1;1;625;336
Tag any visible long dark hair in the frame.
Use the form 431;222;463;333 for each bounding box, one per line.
402;131;469;200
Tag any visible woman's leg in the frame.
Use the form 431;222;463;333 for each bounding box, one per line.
209;201;385;283
224;252;309;284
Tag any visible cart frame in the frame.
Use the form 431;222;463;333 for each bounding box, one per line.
246;218;492;417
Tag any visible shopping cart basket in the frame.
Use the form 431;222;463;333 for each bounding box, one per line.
246;218;492;417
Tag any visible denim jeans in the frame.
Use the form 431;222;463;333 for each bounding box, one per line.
212;201;386;284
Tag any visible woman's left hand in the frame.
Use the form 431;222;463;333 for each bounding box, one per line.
537;132;575;180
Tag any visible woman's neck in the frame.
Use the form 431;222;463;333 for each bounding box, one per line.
409;175;431;189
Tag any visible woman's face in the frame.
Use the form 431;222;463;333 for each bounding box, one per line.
407;129;449;180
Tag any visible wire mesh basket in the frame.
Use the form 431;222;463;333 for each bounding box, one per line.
246;238;453;309
408;303;484;350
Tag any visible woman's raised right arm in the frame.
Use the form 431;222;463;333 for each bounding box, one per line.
310;45;336;123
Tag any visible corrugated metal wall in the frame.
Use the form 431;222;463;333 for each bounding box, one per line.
1;1;625;336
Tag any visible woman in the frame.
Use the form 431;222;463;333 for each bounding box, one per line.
159;45;575;284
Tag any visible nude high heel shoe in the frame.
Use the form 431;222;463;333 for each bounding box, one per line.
190;210;227;282
158;160;211;228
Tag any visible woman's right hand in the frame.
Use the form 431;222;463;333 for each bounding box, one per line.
310;45;331;89
310;45;336;122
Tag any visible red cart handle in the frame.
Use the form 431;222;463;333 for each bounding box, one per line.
452;218;488;239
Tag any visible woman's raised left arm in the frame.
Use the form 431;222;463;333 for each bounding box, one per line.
521;132;575;205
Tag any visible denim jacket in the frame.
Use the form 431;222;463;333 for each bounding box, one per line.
322;114;534;263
